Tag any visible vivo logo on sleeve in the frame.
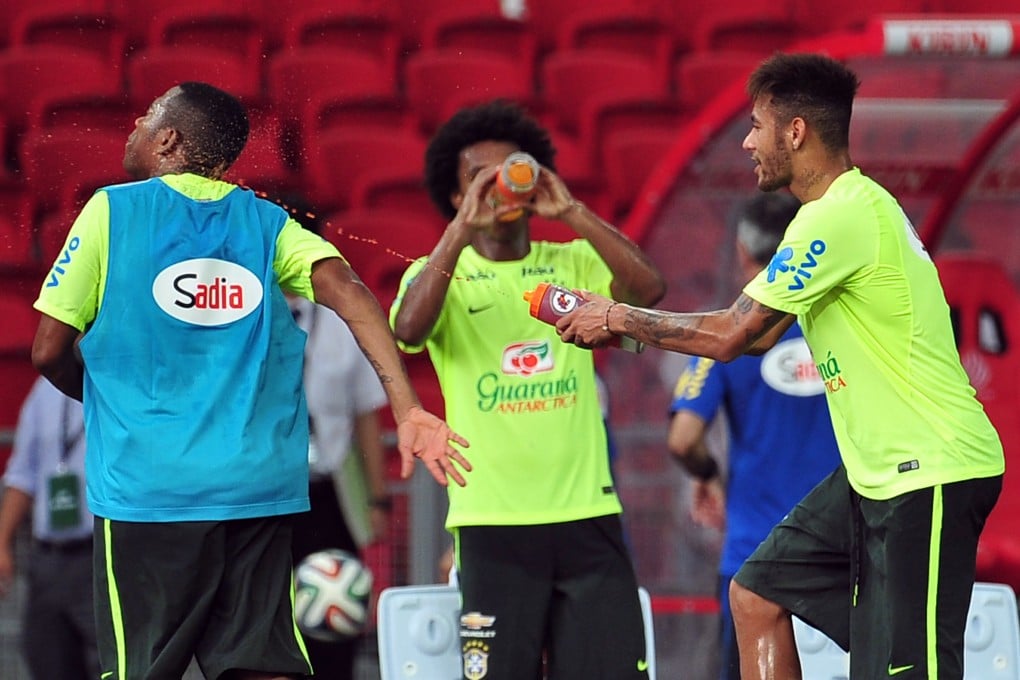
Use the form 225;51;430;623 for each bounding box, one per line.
152;258;263;326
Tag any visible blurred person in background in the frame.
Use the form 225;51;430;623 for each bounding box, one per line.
286;205;392;678
0;375;99;680
667;192;840;680
390;99;665;679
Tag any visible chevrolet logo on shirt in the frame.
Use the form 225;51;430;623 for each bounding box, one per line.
460;612;496;630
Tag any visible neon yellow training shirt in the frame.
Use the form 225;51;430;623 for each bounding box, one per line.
744;169;1003;500
34;174;340;331
390;240;623;528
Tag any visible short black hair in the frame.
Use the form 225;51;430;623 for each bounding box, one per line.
736;192;801;264
424;99;556;219
164;82;249;175
747;53;860;151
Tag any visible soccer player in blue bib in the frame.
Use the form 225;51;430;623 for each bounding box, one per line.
32;82;470;680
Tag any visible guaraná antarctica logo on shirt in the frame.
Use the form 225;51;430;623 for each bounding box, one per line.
500;341;554;377
816;350;847;393
759;337;825;397
767;239;828;290
152;258;263;326
475;341;579;414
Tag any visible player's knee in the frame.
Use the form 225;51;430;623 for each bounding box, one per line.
729;580;783;625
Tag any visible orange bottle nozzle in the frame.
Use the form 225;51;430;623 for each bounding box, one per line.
523;282;550;318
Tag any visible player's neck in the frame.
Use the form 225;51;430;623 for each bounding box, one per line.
472;231;531;262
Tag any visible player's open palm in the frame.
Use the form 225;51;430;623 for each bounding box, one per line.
397;406;471;487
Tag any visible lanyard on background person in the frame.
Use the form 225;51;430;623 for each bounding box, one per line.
49;398;85;531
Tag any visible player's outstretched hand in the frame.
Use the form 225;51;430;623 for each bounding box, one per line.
397;406;472;487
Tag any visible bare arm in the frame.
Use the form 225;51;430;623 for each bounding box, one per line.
667;410;718;479
391;222;472;347
667;410;726;530
392;166;501;346
32;316;84;401
557;292;793;362
0;487;32;596
531;168;665;307
311;257;471;486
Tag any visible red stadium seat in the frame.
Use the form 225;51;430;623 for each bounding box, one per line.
322;207;444;305
9;6;128;76
5;0;109;44
0;293;40;461
554;6;677;89
18;127;128;261
26;92;135;135
146;6;265;87
302;94;415;150
403;48;537;135
578;96;690;160
304;127;428;213
674;51;761;111
222;108;300;196
0;214;35;272
691;5;803;55
395;0;525;48
788;0;926;33
936;254;1020;594
527;0;667;50
601;128;678;219
419;9;539;84
280;7;402;83
267;47;399;165
540;49;670;138
320;208;428;272
126;47;263;109
0;46;120;129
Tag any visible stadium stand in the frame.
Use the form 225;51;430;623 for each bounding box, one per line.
126;46;263;109
3;7;1020;678
304;126;427;213
8;4;127;76
279;6;402;85
403;48;537;134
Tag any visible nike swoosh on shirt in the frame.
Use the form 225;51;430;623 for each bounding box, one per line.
637;659;649;672
101;673;114;679
468;303;495;314
888;663;914;675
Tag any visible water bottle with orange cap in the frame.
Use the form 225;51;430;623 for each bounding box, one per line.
488;151;539;222
522;282;644;352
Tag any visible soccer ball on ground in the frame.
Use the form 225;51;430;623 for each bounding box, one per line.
294;548;373;642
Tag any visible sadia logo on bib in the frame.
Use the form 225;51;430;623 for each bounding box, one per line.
152;258;263;326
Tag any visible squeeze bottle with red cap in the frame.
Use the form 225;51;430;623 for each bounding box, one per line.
522;283;644;353
489;151;539;222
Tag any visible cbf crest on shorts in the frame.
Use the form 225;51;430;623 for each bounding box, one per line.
463;639;490;679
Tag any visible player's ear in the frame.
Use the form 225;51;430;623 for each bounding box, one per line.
450;190;464;211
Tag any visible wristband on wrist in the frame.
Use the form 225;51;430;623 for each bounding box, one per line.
689;456;720;481
368;495;393;511
602;303;618;333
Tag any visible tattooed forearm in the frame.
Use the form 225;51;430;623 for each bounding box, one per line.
613;296;788;360
621;307;703;345
365;354;395;384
